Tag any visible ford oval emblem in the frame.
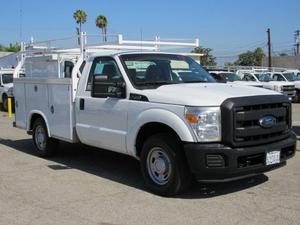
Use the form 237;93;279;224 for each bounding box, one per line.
259;116;277;128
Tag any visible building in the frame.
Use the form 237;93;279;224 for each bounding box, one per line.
262;55;300;69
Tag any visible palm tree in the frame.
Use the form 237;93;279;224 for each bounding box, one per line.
73;10;87;34
96;15;108;42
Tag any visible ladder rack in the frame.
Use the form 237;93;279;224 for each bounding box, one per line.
20;32;200;57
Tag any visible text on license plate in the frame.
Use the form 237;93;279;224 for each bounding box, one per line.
266;151;280;166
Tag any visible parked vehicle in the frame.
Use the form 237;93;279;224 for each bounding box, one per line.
0;69;14;111
283;69;300;77
209;70;263;87
238;72;296;100
13;34;296;196
273;72;300;102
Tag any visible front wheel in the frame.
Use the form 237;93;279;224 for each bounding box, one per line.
2;95;8;112
140;133;191;196
294;91;300;103
32;118;58;157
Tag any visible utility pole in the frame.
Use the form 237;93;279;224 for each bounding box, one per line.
267;28;272;69
294;30;300;55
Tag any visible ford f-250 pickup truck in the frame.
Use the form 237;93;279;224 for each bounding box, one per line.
13;36;297;196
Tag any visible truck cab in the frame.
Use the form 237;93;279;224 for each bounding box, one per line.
0;70;14;111
13;35;297;196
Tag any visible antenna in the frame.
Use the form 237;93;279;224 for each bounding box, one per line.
19;0;23;42
140;28;143;51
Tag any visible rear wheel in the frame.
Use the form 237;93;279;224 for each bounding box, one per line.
140;133;191;196
32;118;58;157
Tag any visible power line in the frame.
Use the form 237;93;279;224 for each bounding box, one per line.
213;40;266;52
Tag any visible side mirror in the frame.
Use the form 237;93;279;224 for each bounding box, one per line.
92;75;126;98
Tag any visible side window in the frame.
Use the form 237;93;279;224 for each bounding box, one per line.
79;61;86;74
277;74;285;81
243;74;254;81
274;74;284;81
64;61;74;78
86;57;123;91
210;73;223;82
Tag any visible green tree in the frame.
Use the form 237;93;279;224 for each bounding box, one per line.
0;43;20;52
73;9;87;34
235;48;266;66
253;47;265;66
96;15;108;42
191;46;216;66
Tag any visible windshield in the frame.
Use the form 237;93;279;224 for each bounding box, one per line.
283;73;297;81
120;54;215;88
255;73;274;82
1;74;13;84
222;73;241;81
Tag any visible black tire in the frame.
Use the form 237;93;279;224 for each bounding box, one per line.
294;91;300;103
32;118;58;157
2;95;8;112
140;133;192;196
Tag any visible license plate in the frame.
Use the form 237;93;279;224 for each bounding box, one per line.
266;151;280;165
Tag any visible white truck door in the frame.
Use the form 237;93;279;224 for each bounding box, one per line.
76;57;128;154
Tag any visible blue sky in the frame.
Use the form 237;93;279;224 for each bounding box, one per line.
1;0;300;63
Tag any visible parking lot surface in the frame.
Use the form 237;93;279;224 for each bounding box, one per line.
0;105;299;225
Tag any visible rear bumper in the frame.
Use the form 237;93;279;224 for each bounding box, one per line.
184;133;296;182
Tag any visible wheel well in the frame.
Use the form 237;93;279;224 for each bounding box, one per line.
2;93;7;100
135;122;181;157
30;114;44;131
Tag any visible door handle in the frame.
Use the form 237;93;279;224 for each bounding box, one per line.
79;98;85;110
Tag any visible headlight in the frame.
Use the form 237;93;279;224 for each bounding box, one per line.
272;85;282;92
7;88;14;97
184;107;221;142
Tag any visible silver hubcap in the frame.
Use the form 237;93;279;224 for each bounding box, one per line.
35;125;46;151
147;147;172;185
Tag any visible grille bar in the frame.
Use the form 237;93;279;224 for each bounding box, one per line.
236;122;287;137
236;108;286;121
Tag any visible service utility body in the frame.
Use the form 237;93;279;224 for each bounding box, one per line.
13;33;297;196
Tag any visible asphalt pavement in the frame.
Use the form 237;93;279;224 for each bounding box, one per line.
0;104;299;225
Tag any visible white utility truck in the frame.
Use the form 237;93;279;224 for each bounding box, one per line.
13;34;296;196
237;71;296;100
274;72;300;102
0;68;14;111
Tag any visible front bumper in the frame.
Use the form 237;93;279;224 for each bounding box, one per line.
184;133;296;182
282;91;296;100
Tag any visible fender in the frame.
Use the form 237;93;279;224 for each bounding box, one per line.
27;110;51;137
126;108;197;156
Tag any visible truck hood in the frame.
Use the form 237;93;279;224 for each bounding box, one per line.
141;83;279;106
232;81;263;87
267;81;294;86
293;81;300;88
2;83;13;89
